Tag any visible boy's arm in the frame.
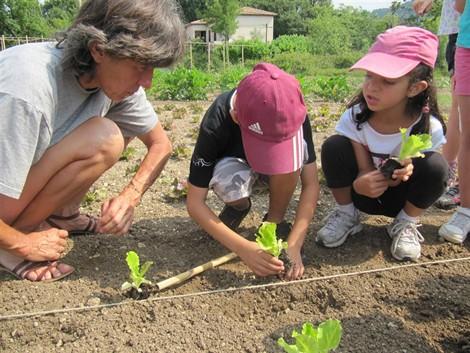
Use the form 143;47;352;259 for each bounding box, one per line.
284;162;319;280
186;182;284;276
455;0;466;13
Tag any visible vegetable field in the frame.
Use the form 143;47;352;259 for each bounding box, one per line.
0;98;469;353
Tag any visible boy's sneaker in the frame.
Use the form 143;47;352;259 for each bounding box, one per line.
438;207;470;244
316;208;362;248
219;198;251;230
435;185;460;210
387;219;424;261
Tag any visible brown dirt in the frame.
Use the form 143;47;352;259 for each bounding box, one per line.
1;98;469;353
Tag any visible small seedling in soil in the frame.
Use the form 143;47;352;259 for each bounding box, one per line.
172;144;191;160
172;107;187;120
278;319;342;353
125;162;140;176
121;251;154;300
119;147;137;161
255;222;292;273
380;128;432;179
162;103;176;111
163;177;188;202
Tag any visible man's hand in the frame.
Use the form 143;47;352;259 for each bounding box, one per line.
413;0;433;15
15;228;68;261
283;245;304;281
237;241;284;276
353;170;389;198
98;195;136;235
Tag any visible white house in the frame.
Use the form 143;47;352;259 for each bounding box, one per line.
185;6;277;43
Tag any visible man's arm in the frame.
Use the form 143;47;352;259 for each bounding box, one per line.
99;122;172;235
186;182;284;276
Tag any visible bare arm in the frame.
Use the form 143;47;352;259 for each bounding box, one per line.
283;162;319;280
413;0;434;15
99;122;172;235
186;182;284;276
455;0;466;13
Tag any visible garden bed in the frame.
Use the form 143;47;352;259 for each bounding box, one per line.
1;99;469;353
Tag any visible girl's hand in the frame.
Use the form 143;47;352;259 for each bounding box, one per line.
353;170;389;198
283;245;304;281
391;159;414;182
238;241;285;277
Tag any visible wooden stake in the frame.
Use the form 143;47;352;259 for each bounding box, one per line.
156;252;238;291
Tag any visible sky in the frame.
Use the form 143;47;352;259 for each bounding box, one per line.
332;0;394;11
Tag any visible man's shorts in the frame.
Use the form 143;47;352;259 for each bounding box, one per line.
455;47;470;96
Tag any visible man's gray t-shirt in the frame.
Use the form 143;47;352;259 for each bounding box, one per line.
0;42;158;199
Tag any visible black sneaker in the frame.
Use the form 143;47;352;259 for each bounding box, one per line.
219;198;252;230
435;185;460;210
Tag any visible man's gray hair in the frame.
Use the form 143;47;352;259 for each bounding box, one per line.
57;0;186;75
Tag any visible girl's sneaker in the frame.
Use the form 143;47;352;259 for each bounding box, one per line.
387;219;424;261
438;207;470;244
435;185;460;210
316;208;362;248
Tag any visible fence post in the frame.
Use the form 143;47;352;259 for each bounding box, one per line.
1;35;5;51
241;44;244;66
222;42;226;70
189;41;193;69
25;35;29;44
207;42;211;72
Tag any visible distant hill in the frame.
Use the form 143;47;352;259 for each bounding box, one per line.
372;1;416;19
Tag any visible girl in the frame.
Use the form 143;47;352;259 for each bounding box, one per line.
439;0;470;244
317;26;448;261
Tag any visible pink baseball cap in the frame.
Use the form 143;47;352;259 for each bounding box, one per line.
350;26;438;79
235;63;307;175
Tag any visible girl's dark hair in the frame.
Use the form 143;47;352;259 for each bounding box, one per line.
347;64;447;135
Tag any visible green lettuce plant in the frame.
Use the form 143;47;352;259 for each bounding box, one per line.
255;222;288;258
380;128;432;179
278;319;342;353
121;251;154;293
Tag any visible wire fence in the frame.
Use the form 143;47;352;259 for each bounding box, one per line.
1;35;268;71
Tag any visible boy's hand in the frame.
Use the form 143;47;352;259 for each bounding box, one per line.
238;241;284;276
353;170;388;198
283;245;304;281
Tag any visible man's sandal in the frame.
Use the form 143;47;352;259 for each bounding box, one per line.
0;260;75;282
45;212;99;236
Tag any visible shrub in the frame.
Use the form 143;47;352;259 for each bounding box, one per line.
218;65;251;91
227;39;271;63
270;35;311;55
268;52;323;76
313;75;352;102
150;67;214;101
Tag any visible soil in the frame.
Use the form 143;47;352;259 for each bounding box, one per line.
1;98;469;353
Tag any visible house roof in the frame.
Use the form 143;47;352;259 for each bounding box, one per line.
187;6;277;25
239;6;277;16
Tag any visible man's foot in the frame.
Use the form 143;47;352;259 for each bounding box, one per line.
387;219;424;261
44;212;99;235
435;185;460;210
219;198;251;230
316;208;362;248
0;250;74;282
438;207;470;244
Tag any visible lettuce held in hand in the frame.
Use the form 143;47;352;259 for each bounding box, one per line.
380;128;432;179
255;222;288;258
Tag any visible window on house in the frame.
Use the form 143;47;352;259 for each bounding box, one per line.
194;30;207;42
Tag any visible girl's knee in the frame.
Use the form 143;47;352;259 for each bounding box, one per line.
414;152;448;182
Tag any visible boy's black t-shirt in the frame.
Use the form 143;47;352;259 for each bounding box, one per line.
188;89;317;188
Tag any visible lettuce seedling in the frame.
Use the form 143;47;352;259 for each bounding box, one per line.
380;128;432;179
121;251;154;293
278;319;342;353
255;222;288;258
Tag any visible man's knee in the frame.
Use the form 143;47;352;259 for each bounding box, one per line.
82;117;125;167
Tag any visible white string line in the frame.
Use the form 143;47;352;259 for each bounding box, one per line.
1;256;469;321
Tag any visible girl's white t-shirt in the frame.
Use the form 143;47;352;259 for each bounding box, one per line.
336;105;446;169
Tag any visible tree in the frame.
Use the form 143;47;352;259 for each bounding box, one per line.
203;0;239;64
177;0;206;22
0;0;48;36
42;0;78;34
